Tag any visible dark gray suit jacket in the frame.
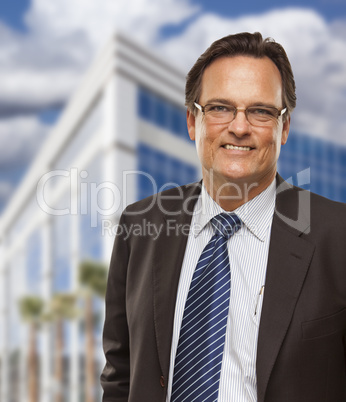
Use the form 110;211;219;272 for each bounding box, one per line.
101;176;346;401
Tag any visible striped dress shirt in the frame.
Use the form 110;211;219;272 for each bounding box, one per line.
166;179;276;401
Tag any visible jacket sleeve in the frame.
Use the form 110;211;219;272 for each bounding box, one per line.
101;212;130;401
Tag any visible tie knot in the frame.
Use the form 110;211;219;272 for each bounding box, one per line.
211;212;242;239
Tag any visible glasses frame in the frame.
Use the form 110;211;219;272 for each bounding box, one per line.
193;101;287;126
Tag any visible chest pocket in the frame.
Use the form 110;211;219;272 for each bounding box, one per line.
302;308;346;340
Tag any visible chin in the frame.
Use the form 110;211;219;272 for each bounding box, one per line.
218;167;253;182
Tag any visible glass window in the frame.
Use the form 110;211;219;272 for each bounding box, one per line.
171;105;184;136
325;143;335;166
80;214;102;261
26;230;42;294
138;87;190;142
313;138;324;162
52;214;71;292
299;135;311;159
279;131;346;203
79;156;102;261
137;143;198;200
341;185;346;203
180;112;189;140
138;88;153;121
154;98;169;129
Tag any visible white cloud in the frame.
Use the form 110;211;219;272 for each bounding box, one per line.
0;0;199;115
0;115;48;211
0;23;93;113
25;0;199;47
0;116;49;167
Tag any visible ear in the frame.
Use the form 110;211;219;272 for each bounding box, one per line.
281;116;290;145
187;109;196;141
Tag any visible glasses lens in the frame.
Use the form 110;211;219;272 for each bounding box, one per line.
247;107;279;126
204;104;235;123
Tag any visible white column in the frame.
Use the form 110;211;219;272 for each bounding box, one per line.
70;183;80;402
102;74;120;264
97;71;138;399
102;73;138;263
0;247;9;402
40;218;52;402
17;250;27;402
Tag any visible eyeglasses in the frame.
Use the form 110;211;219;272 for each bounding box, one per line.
194;102;287;127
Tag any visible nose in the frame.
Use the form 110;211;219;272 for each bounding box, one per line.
227;109;250;137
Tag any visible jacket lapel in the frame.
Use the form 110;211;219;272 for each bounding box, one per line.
256;176;315;402
152;182;201;380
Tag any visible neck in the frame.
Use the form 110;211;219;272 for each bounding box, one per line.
203;172;276;211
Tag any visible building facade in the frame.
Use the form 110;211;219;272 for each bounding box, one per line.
0;33;200;402
0;32;345;402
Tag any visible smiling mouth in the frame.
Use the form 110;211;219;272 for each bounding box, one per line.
223;144;252;151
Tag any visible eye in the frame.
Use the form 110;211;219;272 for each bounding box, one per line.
250;107;276;117
207;105;232;113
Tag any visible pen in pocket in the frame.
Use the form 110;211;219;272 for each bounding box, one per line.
254;285;265;316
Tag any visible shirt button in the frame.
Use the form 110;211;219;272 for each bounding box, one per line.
160;376;165;388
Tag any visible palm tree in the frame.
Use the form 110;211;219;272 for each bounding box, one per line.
79;260;107;402
19;296;44;402
46;293;78;402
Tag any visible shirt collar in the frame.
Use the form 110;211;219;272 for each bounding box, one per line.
193;178;276;242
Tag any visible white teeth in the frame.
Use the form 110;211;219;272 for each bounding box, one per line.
224;144;251;151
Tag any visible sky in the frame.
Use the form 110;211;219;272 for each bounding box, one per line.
0;0;345;214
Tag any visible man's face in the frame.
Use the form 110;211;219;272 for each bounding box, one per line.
187;55;290;195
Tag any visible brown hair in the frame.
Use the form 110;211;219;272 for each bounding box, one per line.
185;32;296;119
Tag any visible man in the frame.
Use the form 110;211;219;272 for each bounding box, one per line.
101;32;346;401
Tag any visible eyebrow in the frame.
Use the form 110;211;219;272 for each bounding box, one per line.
205;98;279;109
205;98;235;105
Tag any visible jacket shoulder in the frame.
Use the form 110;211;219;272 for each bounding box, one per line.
309;190;346;231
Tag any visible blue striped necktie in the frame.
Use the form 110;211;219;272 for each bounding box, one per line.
171;212;241;402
